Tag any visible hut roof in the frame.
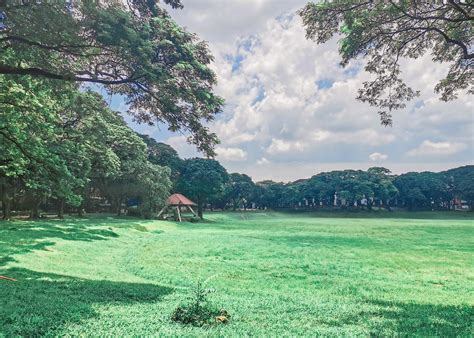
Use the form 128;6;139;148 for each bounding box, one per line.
166;193;196;206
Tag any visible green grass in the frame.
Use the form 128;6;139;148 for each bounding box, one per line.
1;211;473;336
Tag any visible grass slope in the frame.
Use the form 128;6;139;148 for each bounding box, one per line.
1;212;473;336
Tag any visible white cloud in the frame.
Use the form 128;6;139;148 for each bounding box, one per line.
407;140;468;157
369;152;388;161
216;146;248;161
267;138;306;154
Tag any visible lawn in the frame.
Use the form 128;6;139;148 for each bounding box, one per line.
0;212;473;336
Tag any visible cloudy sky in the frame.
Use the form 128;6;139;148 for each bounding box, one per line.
117;0;473;182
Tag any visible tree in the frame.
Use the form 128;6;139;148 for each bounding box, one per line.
95;119;151;216
1;1;224;155
394;172;447;210
135;162;171;218
367;167;398;208
225;173;256;210
0;75;84;219
303;175;335;206
299;1;473;125
442;165;474;209
255;180;286;209
175;158;228;219
138;134;183;185
279;183;303;208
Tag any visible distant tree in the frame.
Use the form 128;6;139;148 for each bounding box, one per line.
442;165;474;209
303;175;334;206
176;158;229;219
299;1;473;125
279;183;303;208
225;173;256;210
138;134;183;185
367;167;398;208
1;1;224;155
96;121;151;216
394;172;447;210
256;181;287;209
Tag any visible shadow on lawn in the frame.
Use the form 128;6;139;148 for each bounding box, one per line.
0;268;173;336
364;299;473;336
317;298;473;336
0;217;152;268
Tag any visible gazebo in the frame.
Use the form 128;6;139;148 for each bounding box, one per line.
157;193;197;222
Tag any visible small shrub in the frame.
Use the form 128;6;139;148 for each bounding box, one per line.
171;280;229;327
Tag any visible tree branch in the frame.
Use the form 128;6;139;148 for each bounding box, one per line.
0;65;144;84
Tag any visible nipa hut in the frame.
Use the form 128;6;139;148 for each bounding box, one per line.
157;193;197;222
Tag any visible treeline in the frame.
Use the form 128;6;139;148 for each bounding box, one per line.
250;166;474;211
141;138;474;216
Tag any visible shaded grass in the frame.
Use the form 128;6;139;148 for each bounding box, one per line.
0;211;473;335
1;268;172;336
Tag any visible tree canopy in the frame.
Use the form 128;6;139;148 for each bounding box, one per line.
0;75;171;219
175;158;229;218
299;1;473;125
139;134;183;185
0;0;223;155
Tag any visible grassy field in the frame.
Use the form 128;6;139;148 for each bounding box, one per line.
1;211;473;336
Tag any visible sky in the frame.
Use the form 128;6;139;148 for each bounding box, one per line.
116;0;473;182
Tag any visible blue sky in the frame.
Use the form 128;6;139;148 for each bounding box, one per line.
112;0;473;182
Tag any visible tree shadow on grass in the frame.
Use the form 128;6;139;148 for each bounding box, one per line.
0;217;153;268
322;299;473;336
0;268;173;336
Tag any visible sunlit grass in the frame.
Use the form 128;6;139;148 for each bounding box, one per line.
1;211;472;335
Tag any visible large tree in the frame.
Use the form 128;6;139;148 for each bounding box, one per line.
299;1;473;125
0;74;171;219
175;158;228;219
0;0;223;155
0;75;75;219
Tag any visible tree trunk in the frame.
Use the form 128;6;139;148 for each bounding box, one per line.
30;199;41;219
58;199;65;219
116;197;122;216
1;185;11;220
197;199;203;220
2;199;11;220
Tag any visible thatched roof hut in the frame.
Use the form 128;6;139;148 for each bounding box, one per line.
157;193;197;222
166;193;196;206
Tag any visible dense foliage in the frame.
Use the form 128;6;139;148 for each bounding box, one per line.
299;1;473;125
0;76;171;219
0;0;223;155
248;166;473;211
175;158;229;219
